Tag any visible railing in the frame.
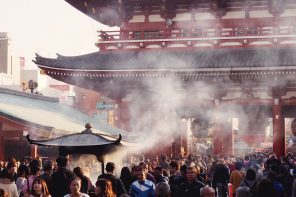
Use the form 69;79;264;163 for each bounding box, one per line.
97;25;296;50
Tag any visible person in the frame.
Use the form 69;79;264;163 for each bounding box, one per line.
73;167;92;194
175;165;205;197
51;157;75;197
212;160;230;197
239;168;256;197
200;185;215;197
29;177;51;197
230;161;245;197
235;186;250;197
97;162;125;196
138;162;155;184
22;159;42;196
16;164;29;196
154;166;168;184
159;155;169;171
129;166;155;197
119;167;132;193
0;188;8;197
89;178;116;197
0;168;18;197
155;182;170;197
256;178;277;197
41;161;53;195
64;176;90;197
168;160;181;197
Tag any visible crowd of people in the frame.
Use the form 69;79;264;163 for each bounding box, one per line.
0;152;296;197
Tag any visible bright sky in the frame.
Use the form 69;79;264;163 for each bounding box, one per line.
0;0;117;68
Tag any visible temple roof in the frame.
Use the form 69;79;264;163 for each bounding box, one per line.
35;47;296;71
0;88;128;138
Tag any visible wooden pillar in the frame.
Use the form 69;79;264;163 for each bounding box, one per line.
213;99;223;156
30;144;38;159
0;122;4;161
222;119;234;156
272;98;286;157
180;119;188;155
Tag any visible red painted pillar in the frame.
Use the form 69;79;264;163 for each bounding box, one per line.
272;98;286;157
0;123;4;161
180;119;188;156
31;144;38;159
222;119;234;156
213;99;223;156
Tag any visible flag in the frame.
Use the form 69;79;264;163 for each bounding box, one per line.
19;57;25;69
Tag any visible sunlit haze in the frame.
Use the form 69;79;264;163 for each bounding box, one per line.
0;0;117;68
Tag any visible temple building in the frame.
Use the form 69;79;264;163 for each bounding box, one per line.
34;0;296;157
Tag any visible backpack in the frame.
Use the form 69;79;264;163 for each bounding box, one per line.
244;180;257;197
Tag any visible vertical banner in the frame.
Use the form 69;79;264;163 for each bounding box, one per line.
19;57;25;69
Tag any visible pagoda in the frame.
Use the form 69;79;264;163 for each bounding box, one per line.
34;0;296;157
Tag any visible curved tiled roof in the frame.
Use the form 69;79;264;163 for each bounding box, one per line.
34;47;296;71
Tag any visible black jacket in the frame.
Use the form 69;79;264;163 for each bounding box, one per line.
51;167;74;197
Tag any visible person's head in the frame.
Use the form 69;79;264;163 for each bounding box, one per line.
106;162;115;173
95;178;114;196
0;168;15;182
155;182;170;197
0;188;8;197
43;161;53;174
235;186;250;197
235;161;243;171
73;167;84;178
17;164;29;178
154;166;163;177
31;177;50;195
180;164;187;177
6;161;17;174
245;168;256;181
69;176;81;194
29;159;41;175
135;166;146;181
200;185;215;197
139;161;148;173
56;156;68;168
169;160;180;175
120;166;132;180
186;166;199;183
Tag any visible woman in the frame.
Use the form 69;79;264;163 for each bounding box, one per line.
0;168;18;197
22;160;42;196
16;165;29;196
119;167;132;192
64;177;89;197
89;178;116;197
0;188;9;197
29;177;51;197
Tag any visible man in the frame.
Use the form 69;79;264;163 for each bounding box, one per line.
97;162;125;196
130;165;155;197
51;156;74;197
139;161;156;183
175;166;205;197
200;185;216;197
154;166;169;184
156;182;171;197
